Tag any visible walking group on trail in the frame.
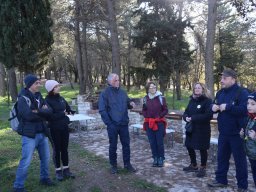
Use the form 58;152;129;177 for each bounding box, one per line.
11;69;256;192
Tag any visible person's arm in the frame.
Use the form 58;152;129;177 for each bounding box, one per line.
225;89;248;116
159;97;168;117
65;99;76;114
18;97;42;121
98;90;112;126
182;102;190;122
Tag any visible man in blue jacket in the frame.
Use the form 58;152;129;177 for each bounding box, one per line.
208;69;248;192
99;73;136;174
13;74;54;192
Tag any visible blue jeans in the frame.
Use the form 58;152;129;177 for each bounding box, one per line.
13;134;50;188
107;124;130;167
146;122;165;159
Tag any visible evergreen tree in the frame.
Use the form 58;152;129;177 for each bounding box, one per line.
132;0;193;94
0;0;53;73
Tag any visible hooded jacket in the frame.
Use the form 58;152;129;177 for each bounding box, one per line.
17;88;52;138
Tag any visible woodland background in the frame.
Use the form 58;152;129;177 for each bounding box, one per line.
0;0;255;103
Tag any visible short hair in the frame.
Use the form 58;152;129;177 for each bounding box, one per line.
145;81;157;94
107;73;117;84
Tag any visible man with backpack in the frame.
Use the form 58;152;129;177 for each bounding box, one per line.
208;69;249;192
13;74;54;192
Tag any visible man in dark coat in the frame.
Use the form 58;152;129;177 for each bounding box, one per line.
98;73;136;174
13;74;54;192
208;69;249;191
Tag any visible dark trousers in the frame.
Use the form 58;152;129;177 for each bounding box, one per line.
249;158;256;187
107;124;130;167
187;147;208;167
146;122;165;159
215;134;248;189
50;128;69;168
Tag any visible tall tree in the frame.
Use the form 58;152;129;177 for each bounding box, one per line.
0;0;53;73
205;0;217;96
133;0;192;96
107;0;121;75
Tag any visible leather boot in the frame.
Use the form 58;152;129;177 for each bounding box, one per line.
158;157;164;167
152;157;158;167
63;168;75;179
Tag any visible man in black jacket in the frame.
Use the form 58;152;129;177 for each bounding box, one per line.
13;74;54;192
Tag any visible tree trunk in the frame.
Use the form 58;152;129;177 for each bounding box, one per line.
106;0;121;75
7;67;18;102
82;21;88;93
0;62;6;96
74;0;85;94
127;29;132;91
176;71;182;100
205;0;217;97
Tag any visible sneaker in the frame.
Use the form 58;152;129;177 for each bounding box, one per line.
110;166;118;174
40;178;55;186
124;164;136;173
196;167;206;177
152;157;158;167
56;170;64;181
237;188;247;192
63;168;75;179
158;157;164;167
183;164;198;172
207;180;227;188
13;188;26;192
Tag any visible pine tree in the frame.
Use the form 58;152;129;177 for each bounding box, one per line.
0;0;53;73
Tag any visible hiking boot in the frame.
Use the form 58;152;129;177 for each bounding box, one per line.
56;170;64;181
110;166;118;174
207;180;227;188
196;167;206;177
40;178;55;186
13;188;26;192
183;164;198;172
152;157;158;167
158;157;164;167
63;168;75;179
124;164;137;173
237;188;247;192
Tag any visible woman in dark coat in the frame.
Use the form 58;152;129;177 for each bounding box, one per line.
182;82;213;177
142;82;168;167
45;80;76;181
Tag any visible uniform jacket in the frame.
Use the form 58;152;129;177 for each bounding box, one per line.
99;86;133;126
45;94;75;130
214;83;248;135
183;95;213;150
17;88;52;138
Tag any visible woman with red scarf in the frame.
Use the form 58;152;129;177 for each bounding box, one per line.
142;82;168;167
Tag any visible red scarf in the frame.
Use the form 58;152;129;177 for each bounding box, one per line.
248;113;256;120
143;117;167;133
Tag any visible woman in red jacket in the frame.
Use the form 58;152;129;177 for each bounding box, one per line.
142;82;168;167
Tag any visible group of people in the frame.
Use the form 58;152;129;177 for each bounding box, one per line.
13;69;256;192
13;75;75;192
99;70;256;192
